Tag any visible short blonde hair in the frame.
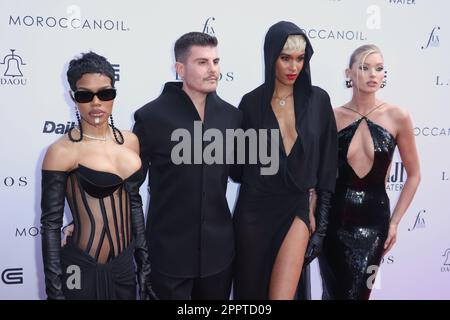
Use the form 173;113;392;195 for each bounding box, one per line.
282;35;306;52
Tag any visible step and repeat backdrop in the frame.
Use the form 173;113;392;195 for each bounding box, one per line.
0;0;449;299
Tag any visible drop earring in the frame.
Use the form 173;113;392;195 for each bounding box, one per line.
345;79;353;88
109;114;124;145
380;70;387;88
68;107;83;142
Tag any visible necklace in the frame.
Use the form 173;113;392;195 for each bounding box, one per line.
273;92;293;107
74;126;110;141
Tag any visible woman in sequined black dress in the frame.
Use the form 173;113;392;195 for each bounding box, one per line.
40;52;154;299
319;45;421;300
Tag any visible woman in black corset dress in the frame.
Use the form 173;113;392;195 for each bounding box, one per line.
319;44;421;300
40;52;154;299
233;21;338;300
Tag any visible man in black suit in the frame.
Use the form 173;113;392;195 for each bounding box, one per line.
133;32;242;299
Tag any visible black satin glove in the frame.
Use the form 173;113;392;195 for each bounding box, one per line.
304;190;332;266
40;170;68;300
124;172;158;300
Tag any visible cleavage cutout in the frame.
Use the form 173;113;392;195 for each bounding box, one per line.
346;118;375;179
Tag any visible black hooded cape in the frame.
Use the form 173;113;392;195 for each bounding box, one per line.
233;21;337;299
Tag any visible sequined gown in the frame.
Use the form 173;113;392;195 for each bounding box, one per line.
319;115;396;300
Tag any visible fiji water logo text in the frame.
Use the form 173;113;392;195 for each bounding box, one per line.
389;0;416;5
386;162;405;191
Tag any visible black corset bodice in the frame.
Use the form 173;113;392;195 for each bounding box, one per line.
65;165;143;264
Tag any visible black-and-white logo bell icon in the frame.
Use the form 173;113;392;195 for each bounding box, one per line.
443;248;450;266
1;49;26;77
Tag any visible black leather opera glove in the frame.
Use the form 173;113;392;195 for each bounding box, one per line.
304;190;332;266
124;172;158;300
40;170;68;300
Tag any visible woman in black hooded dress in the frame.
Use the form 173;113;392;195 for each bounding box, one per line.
233;21;338;299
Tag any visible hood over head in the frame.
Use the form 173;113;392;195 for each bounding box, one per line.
262;21;314;114
264;21;314;95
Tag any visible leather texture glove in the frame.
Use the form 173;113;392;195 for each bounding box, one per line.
40;170;68;299
124;172;158;300
304;190;332;266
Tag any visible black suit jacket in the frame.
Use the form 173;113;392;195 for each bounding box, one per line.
133;82;242;278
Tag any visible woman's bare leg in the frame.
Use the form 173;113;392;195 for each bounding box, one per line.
268;216;310;300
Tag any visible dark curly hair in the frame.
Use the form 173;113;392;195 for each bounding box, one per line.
66;51;115;91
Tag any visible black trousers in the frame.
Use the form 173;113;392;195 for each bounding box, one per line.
150;264;232;300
